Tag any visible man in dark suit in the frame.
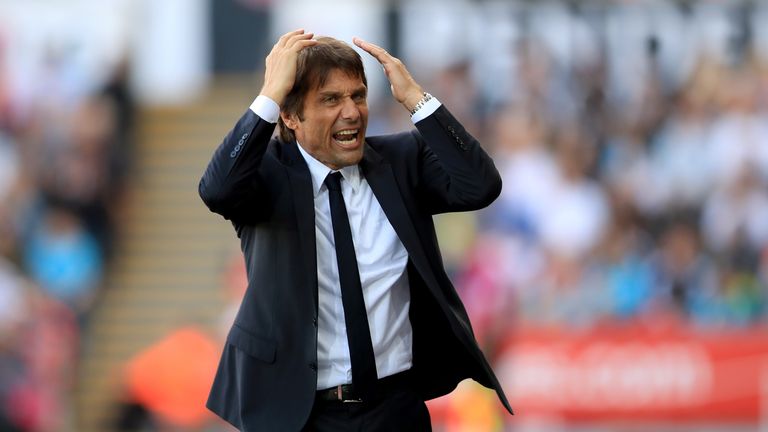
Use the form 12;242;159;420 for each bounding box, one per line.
199;29;512;431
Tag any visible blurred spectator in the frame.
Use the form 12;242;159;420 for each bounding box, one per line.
0;132;19;204
485;106;557;240
648;88;715;211
700;166;768;260
538;123;610;261
0;274;77;432
35;94;122;256
0;258;29;431
650;217;720;320
21;203;103;317
587;195;655;321
119;327;219;430
707;67;768;187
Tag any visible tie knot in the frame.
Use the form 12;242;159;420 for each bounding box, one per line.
325;171;343;192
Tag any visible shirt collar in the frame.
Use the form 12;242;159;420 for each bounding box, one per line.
296;142;361;197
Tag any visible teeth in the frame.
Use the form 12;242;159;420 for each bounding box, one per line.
334;129;358;143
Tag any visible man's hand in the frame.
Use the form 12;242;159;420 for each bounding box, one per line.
260;29;319;105
353;37;425;113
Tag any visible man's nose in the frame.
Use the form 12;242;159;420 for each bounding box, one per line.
340;97;360;121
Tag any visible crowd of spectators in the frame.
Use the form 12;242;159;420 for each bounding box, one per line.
396;2;768;347
0;29;133;430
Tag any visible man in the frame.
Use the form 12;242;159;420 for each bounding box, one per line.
199;30;512;431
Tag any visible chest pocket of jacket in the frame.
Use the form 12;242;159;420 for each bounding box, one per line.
227;324;277;364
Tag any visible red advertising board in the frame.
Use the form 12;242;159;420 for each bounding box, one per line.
494;323;768;423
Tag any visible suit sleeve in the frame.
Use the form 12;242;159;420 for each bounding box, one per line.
198;110;276;222
412;105;502;214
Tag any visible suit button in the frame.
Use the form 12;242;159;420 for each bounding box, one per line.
241;133;249;140
309;362;317;372
456;137;467;151
238;139;245;146
312;317;318;327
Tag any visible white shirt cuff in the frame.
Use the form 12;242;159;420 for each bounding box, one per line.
410;97;442;124
249;95;280;123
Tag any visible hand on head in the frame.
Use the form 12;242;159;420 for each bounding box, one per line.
260;29;319;105
352;37;424;113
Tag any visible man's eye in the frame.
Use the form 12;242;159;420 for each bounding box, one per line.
324;96;338;103
353;94;366;102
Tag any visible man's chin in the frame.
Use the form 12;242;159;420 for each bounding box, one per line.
334;148;364;169
345;152;365;167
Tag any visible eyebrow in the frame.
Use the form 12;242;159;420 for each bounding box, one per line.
318;90;342;98
318;86;367;98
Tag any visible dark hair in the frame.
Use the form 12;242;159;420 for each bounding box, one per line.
277;37;367;143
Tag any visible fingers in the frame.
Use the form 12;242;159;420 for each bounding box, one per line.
277;29;308;48
277;30;315;51
353;37;422;109
288;35;317;50
260;30;318;104
353;37;393;65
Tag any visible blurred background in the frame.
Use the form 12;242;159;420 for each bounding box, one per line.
1;0;768;431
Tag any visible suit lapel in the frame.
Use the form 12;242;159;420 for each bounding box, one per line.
282;142;319;310
360;143;436;289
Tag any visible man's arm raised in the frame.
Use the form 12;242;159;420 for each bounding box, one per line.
354;36;501;214
199;30;318;221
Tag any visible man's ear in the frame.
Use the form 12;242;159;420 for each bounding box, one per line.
281;112;299;130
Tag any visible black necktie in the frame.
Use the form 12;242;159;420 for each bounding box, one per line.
324;171;378;399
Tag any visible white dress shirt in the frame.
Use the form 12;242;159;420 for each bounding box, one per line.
250;94;441;389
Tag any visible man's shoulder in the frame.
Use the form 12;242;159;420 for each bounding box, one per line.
365;129;420;153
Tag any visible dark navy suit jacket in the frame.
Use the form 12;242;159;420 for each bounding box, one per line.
199;105;512;431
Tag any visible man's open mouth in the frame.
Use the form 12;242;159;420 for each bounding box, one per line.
332;129;359;145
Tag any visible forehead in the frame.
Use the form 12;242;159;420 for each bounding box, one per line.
312;69;366;92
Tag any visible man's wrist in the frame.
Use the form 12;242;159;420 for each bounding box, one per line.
408;92;433;115
401;87;425;112
259;86;287;107
250;95;280;123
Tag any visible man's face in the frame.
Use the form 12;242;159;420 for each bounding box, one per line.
283;69;368;170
